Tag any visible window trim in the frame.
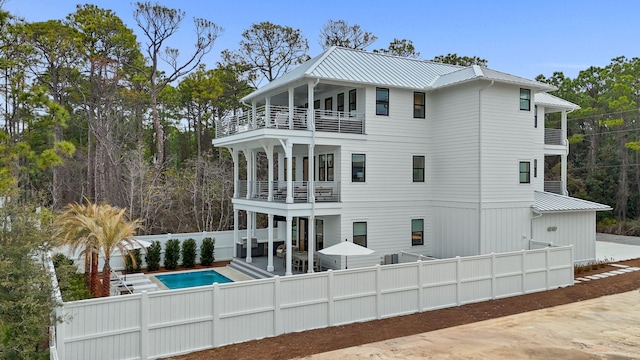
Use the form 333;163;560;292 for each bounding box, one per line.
411;219;424;246
376;87;389;116
412;155;425;182
519;161;531;184
351;153;366;182
353;221;367;248
520;88;531;111
413;92;425;119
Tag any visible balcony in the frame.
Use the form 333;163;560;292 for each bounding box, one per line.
236;180;340;203
544;181;564;195
544;128;563;146
216;105;365;138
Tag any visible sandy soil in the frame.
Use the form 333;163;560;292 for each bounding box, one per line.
164;259;640;360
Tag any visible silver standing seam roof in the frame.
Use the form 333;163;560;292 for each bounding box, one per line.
533;191;612;213
243;47;556;102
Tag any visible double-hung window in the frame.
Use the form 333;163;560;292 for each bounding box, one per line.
413;156;425;182
414;92;425;118
352;154;366;182
519;161;531;184
353;222;367;247
337;93;345;112
520;88;531;111
318;154;334;181
349;89;357;115
411;219;424;246
376;88;389;116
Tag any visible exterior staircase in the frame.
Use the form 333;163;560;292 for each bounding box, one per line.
229;258;275;279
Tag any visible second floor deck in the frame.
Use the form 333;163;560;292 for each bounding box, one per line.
237;180;340;203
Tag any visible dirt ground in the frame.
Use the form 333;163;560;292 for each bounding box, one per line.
164;258;640;360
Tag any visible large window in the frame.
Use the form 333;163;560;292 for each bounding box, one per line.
349;89;357;115
520;88;531;111
412;219;424;246
337;92;345;112
352;154;366;182
316;219;324;251
353;222;367;247
413;156;425;182
376;87;389;116
414;92;425;118
318;154;334;181
519;161;530;184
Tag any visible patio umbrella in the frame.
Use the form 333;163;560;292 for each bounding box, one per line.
318;240;374;269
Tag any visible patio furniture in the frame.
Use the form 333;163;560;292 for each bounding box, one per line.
276;244;286;258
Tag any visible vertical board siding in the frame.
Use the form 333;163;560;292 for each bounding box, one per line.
56;247;573;360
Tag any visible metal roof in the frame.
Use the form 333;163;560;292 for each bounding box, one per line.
532;191;611;213
244;47;556;101
534;92;580;111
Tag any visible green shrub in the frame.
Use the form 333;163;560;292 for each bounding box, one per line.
125;248;142;273
200;237;215;266
146;241;162;271
52;253;92;301
164;239;181;270
182;238;197;268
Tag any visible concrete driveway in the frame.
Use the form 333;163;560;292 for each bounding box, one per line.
303;290;640;359
597;233;640;261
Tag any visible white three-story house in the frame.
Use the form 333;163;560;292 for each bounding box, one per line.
213;47;610;275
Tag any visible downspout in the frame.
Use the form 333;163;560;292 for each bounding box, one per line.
310;79;319;269
478;80;494;254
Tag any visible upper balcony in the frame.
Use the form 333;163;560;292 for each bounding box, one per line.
544;128;564;146
216;105;365;139
236;180;341;203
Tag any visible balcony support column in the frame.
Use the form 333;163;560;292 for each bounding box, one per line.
307;81;316;130
246;210;253;263
308;144;315;203
231;148;239;198
262;144;274;201
242;150;251;200
308;216;315;273
279;139;293;204
561;154;568;196
285;215;293;276
267;213;274;272
288;87;294;129
233;208;238;258
251;100;257;129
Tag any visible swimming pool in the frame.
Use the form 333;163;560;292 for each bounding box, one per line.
155;270;233;289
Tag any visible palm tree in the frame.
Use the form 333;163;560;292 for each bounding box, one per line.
55;200;143;297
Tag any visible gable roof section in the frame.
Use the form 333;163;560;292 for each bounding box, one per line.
533;191;611;213
534;92;580;111
244;47;555;101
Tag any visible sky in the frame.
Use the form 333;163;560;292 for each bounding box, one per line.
4;0;640;81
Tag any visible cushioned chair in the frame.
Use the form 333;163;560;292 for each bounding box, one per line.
276;244;286;258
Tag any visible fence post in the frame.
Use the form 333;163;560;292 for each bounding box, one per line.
375;265;382;319
491;253;496;299
274;276;282;335
416;260;423;312
140;292;150;360
545;247;550;289
327;270;334;326
212;283;220;347
521;250;526;293
455;256;461;306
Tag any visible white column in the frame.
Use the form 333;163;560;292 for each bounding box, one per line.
285;142;293;204
308;143;315;203
308;216;315;273
251;100;257;129
265;97;271;128
231;148;239;198
267;214;274;272
266;145;274;201
285;215;293;276
243;150;251;199
233;208;239;258
288;86;294;129
246;211;252;263
561;154;568;196
307;81;315;130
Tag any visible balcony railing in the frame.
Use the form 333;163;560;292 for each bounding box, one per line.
235;180;341;203
544;128;563;146
544;181;564;195
216;105;365;138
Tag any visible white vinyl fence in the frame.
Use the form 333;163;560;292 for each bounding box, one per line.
52;246;574;360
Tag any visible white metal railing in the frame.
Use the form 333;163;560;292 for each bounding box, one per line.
314;181;340;202
215;106;365;138
544;128;563;145
544;180;564;195
238;180;341;203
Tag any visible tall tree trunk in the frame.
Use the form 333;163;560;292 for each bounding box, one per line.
90;252;99;297
101;260;111;297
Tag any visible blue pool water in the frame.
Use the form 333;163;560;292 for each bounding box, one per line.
155;270;233;289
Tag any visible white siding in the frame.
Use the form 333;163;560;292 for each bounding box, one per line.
532;211;596;263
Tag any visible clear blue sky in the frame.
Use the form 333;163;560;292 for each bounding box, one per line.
4;0;640;81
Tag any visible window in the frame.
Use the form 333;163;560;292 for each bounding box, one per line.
318;154;334;181
520;88;531;111
325;97;333;113
414;92;425;119
519;161;530;184
534;105;538;128
353;222;367;247
313;99;320;109
411;219;424;246
316;219;324;251
349;89;357;114
352;154;366;182
376;87;389;116
413;156;425;182
337;93;345;112
534;159;538;178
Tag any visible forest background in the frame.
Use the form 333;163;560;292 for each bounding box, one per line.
0;1;637;235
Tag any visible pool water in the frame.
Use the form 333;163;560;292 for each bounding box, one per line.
155;270;233;289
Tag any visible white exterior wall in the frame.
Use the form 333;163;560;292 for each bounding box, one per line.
532;211;597;263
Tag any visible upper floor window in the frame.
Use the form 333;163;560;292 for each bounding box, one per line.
349;89;357;114
337;93;345;112
325;97;333;112
313;99;320;109
413;156;425;182
352;154;366;182
414;92;425;118
519;161;530;184
534;105;538;127
411;219;424;246
318;154;334;181
353;222;367;247
376;87;389;116
520;88;531;111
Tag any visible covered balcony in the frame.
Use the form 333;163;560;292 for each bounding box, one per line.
237;180;341;203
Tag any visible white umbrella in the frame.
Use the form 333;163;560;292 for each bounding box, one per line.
318;240;374;269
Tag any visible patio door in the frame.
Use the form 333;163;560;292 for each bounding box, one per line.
303;157;309;181
298;217;309;251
